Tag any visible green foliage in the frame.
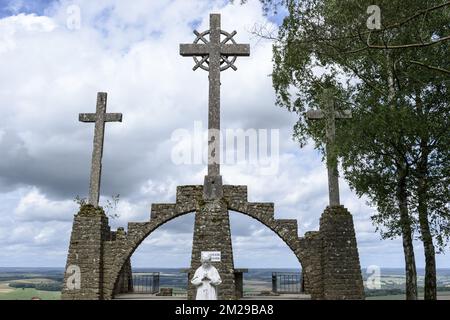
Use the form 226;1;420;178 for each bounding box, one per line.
9;281;62;292
268;0;449;249
8;282;34;289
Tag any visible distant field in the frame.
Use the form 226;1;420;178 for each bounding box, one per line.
0;287;60;300
367;291;450;300
244;280;272;294
0;280;61;300
0;282;14;294
0;267;449;300
9;278;56;284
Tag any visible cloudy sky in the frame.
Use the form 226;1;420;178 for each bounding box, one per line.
0;0;448;270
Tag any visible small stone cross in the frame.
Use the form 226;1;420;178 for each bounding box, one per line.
306;90;352;206
79;92;122;207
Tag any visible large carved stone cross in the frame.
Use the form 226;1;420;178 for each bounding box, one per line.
79;92;122;207
306;90;351;207
180;13;250;199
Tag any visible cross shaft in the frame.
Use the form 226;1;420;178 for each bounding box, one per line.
79;92;122;207
180;14;250;199
306;90;351;206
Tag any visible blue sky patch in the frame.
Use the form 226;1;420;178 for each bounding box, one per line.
0;0;56;18
188;18;202;31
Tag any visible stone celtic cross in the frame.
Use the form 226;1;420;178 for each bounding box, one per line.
79;92;122;207
307;90;351;206
180;13;250;199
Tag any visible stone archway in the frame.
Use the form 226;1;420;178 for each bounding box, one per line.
62;184;364;300
101;185;314;299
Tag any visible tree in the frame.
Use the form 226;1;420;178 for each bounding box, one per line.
244;0;450;299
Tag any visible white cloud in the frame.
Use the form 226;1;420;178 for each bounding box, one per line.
0;13;56;53
14;187;77;222
0;0;448;269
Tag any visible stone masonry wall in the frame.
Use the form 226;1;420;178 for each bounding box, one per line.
100;185;313;300
62;206;110;300
319;206;365;299
298;231;323;299
63;186;365;300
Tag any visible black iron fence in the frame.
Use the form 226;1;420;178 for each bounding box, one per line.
272;272;303;293
131;273;160;294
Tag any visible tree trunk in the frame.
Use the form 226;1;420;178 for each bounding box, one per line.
388;57;417;300
397;163;418;300
417;139;437;300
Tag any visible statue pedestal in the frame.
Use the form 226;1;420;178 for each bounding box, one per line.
188;199;236;300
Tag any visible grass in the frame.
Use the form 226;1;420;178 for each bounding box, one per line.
0;279;61;300
367;291;450;300
0;287;61;300
10;278;56;284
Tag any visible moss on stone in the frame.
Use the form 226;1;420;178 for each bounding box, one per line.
116;227;126;237
325;205;350;216
77;204;106;217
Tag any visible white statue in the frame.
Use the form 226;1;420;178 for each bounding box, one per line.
191;254;222;300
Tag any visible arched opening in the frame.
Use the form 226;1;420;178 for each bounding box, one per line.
113;212;195;299
112;209;306;300
229;211;304;298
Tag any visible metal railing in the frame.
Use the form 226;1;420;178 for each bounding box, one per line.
130;273;160;294
272;272;303;293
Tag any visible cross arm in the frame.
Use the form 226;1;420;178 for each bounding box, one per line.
306;110;324;120
220;44;250;57
180;44;209;56
335;110;352;119
306;110;352;120
79;113;122;122
105;113;123;122
79;113;96;122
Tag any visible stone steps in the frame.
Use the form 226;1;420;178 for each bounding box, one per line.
144;185;300;251
246;203;275;223
150;203;176;219
127;222;150;240
273;219;298;238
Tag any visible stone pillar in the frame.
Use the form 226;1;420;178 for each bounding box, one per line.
299;231;324;299
114;258;133;295
319;206;365;299
188;199;235;300
62;205;110;300
234;269;247;299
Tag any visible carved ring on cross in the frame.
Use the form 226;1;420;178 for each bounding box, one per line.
192;29;239;72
